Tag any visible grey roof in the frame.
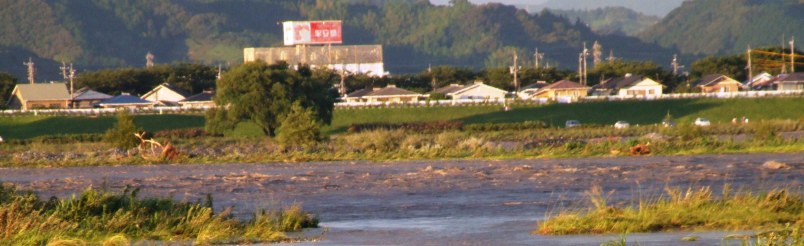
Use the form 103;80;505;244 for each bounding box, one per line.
430;84;466;94
11;83;71;101
98;94;154;105
538;80;589;91
692;74;735;87
778;72;804;83
346;88;373;98
142;83;191;99
521;81;549;90
595;75;645;90
364;86;421;97
73;87;112;100
181;91;215;102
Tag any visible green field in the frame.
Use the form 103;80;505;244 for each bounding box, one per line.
1;97;802;140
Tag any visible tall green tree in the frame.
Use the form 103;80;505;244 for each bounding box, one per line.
206;61;334;136
0;72;18;105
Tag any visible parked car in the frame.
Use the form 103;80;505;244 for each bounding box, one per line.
565;120;581;128
694;118;711;126
614;121;630;129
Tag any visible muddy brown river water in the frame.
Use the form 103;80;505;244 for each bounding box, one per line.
1;153;802;245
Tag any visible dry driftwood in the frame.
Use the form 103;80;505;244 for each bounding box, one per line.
134;132;179;161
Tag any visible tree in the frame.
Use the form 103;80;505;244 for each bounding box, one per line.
206;61;335;136
104;110;142;149
0;72;18;106
276;102;321;149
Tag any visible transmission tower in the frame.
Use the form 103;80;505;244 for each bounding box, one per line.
24;58;35;84
146;52;155;68
592;41;602;67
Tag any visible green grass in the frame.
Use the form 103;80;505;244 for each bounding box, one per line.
0;183;317;245
536;185;803;236
1;97;802;140
0;115;204;140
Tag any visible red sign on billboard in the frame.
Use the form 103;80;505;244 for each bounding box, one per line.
284;21;342;45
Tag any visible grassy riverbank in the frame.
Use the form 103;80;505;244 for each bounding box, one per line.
1;97;802;140
536;185;803;242
0;184;317;245
1;119;802;167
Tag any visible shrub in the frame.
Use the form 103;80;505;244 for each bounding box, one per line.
103;111;141;149
276;103;322;149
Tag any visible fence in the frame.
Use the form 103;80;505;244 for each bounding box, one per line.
0;106;212;117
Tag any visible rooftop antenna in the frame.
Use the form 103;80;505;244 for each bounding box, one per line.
24;57;35;84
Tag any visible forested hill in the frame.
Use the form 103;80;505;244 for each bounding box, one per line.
548;7;660;36
0;0;678;80
639;0;803;56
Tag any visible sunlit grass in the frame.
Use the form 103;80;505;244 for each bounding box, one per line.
536;185;803;236
0;183;317;245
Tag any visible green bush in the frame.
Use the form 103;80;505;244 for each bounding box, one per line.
276;103;322;149
103;111;142;149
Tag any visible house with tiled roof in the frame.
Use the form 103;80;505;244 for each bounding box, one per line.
362;85;424;103
7;83;71;110
745;72;774;90
776;72;804;91
179;91;216;108
692;74;742;93
430;81;507;100
591;74;663;96
530;80;589;101
71;87;112;108
343;85;424;103
141;83;191;106
518;81;549;99
97;93;156;108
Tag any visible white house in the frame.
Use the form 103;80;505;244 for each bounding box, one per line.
431;81;507;100
591;74;663;96
141;83;191;106
343;85;424;104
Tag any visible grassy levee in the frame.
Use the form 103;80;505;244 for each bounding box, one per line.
0;183;317;245
0;114;204;140
536;186;803;240
0;97;802;140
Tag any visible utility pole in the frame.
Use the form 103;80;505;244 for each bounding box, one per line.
216;64;222;81
671;54;679;77
578;52;583;83
24;57;35;84
338;50;346;97
60;61;69;82
533;48;544;69
747;46;753;84
781;35;787;74
68;63;75;106
429;64;436;90
790;37;795;73
581;42;589;85
511;52;519;93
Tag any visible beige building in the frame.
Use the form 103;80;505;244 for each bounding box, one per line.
7;83;71;110
592;74;664;96
693;74;742;93
244;45;386;77
530;80;589;101
431;81;507;100
343;85;423;103
141;83;191;106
